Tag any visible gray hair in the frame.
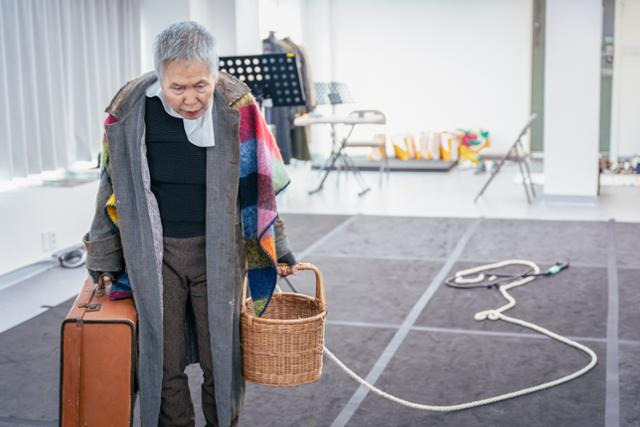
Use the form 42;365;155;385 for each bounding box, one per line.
154;21;219;80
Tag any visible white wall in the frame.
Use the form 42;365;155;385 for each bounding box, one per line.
611;0;640;159
304;0;533;153
234;0;261;54
543;0;602;199
0;182;96;276
140;0;261;73
300;0;333;156
259;0;305;43
140;0;190;73
192;0;237;55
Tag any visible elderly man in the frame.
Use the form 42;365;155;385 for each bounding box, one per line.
83;21;298;427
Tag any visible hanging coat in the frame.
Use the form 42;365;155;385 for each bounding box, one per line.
262;35;294;164
83;70;286;427
280;37;316;114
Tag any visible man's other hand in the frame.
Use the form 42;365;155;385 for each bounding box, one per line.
98;273;113;287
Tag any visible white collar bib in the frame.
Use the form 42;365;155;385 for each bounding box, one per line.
144;80;215;148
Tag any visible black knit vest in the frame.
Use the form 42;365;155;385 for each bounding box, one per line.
144;96;207;238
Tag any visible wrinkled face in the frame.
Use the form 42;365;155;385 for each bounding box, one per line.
160;60;216;120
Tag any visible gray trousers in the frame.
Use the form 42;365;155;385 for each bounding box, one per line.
158;235;218;427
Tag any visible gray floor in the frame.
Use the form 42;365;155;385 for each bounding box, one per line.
0;214;638;426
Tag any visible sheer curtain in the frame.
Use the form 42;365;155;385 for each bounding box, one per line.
0;0;140;182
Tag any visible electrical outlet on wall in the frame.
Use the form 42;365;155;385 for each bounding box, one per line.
41;230;57;252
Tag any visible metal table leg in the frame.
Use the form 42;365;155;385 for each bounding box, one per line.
308;148;342;195
309;124;370;196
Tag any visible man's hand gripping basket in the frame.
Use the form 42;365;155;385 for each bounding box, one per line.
241;262;327;386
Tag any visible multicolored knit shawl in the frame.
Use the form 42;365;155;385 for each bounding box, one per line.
103;96;290;317
237;98;290;316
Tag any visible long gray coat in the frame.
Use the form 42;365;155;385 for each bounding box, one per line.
84;71;274;426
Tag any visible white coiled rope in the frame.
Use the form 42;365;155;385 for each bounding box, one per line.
282;259;598;412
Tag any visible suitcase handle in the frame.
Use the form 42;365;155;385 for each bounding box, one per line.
76;278;105;311
96;283;106;297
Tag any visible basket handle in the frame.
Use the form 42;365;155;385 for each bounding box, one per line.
241;262;326;310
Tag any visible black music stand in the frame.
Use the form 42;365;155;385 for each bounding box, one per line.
474;113;538;204
218;53;305;108
314;81;354;106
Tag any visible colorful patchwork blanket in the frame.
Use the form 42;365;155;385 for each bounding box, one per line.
105;96;290;317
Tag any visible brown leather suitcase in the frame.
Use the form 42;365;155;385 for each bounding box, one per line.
59;276;138;427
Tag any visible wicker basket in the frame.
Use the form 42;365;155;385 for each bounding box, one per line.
241;262;327;387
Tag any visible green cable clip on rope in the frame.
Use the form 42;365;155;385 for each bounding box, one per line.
546;261;569;276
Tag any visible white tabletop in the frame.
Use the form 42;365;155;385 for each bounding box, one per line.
294;115;386;126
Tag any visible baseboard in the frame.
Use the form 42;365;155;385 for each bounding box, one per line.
543;194;598;206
